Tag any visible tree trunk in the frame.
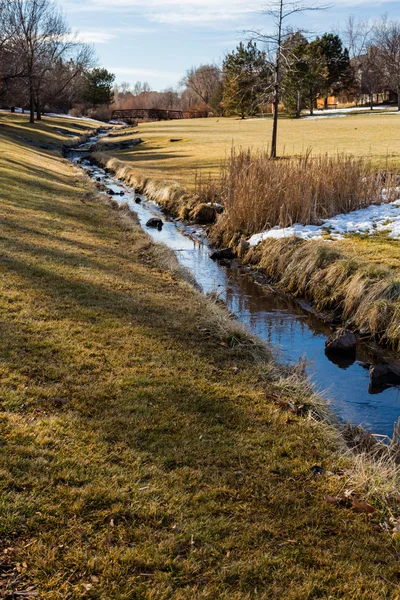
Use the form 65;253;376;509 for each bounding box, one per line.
309;95;314;115
370;93;373;110
36;98;41;121
295;90;301;118
397;88;400;111
29;80;35;124
324;96;328;109
270;0;283;159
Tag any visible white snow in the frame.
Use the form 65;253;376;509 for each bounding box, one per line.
248;200;400;246
302;114;348;120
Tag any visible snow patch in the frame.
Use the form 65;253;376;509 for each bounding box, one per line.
248;200;400;246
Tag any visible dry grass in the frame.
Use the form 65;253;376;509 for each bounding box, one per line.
92;151;200;219
0;112;104;148
202;149;398;246
2;111;400;598
104;113;400;190
244;237;400;349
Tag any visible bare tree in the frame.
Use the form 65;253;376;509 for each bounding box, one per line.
181;64;222;113
376;18;400;111
250;0;329;158
6;0;86;122
343;16;375;105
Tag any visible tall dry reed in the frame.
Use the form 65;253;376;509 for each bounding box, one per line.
198;149;398;246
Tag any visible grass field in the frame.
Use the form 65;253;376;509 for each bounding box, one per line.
106;112;400;189
2;114;400;597
0;112;102;148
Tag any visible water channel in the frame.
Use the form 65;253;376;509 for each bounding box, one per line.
69;141;400;439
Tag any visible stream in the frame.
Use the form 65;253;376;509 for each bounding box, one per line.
69;140;400;439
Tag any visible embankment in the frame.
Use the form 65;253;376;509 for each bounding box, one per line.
1;114;400;597
93;150;400;351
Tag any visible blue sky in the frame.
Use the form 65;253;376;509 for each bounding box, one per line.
61;0;400;91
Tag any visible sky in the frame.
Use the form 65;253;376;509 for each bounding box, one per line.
60;0;400;91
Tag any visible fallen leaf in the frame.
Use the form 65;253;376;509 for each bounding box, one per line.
217;341;229;348
351;497;376;514
326;495;342;504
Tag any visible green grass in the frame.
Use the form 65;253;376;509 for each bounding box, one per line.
1;114;400;598
106;113;400;189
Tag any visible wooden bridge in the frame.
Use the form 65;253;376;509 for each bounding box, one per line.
111;108;209;123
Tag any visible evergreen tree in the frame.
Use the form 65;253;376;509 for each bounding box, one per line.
314;34;354;107
222;42;271;119
84;68;115;108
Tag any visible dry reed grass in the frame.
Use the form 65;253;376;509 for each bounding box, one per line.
244;237;400;349
201;149;398;247
92;152;199;219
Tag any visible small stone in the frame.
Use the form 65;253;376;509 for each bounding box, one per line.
325;328;356;355
146;218;163;230
210;248;235;261
370;363;400;388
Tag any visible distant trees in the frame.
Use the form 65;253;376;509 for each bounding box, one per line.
375;19;400;111
0;0;118;120
181;65;223;115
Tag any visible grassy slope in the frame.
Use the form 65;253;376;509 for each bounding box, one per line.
1;115;400;598
0;112;102;147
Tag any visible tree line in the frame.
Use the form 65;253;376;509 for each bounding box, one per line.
112;15;400;125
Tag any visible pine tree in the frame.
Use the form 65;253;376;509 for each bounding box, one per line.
222;42;271;119
84;68;115;108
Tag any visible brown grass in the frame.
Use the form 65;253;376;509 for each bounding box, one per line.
92;151;200;219
244;237;400;349
3;112;400;598
201;149;399;247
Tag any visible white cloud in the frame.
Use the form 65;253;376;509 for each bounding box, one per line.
78;30;117;43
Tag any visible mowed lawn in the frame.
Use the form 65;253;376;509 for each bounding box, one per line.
1;116;400;598
108;112;400;189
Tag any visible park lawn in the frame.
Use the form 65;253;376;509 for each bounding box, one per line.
0;112;103;148
1;116;400;598
107;112;400;190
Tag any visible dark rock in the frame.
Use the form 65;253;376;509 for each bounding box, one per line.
135;197;142;204
190;203;217;224
310;465;325;475
219;259;231;268
146;218;163;231
210;248;235;261
108;189;115;196
370;364;400;388
331;307;343;325
325;328;356;355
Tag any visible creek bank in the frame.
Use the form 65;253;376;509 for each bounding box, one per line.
72;153;400;437
87;152;400;354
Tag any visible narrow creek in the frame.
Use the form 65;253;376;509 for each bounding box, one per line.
69;142;400;439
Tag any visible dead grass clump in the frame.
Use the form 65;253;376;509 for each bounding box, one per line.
91;152;200;219
245;237;400;348
201;149;399;247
